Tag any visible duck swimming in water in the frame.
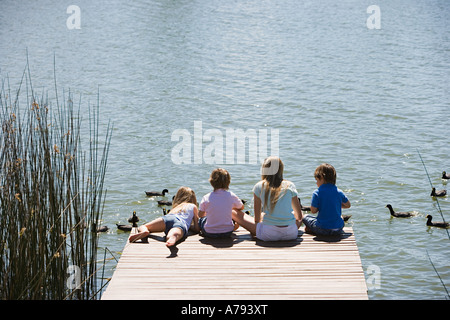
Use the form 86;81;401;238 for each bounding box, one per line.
297;197;311;211
386;204;415;218
97;225;109;233
145;189;169;197
431;187;447;197
158;195;174;206
116;224;132;232
442;171;450;179
426;215;450;229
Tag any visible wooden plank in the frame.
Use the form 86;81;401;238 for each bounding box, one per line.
101;227;368;300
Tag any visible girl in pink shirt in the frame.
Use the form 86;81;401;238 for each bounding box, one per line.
199;168;244;238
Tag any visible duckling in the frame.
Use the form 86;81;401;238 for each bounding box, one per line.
116;224;132;232
431;187;447;197
426;215;450;229
162;207;170;215
386;204;415;218
145;189;169;197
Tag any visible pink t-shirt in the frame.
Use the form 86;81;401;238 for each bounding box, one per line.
199;189;243;233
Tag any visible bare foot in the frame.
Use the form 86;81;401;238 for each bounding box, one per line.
129;230;149;243
166;235;178;247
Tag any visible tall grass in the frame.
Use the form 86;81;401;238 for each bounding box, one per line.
0;61;112;299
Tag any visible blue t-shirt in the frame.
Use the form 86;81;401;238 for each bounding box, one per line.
311;184;348;229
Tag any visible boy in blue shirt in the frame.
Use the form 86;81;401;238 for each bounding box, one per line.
303;163;351;236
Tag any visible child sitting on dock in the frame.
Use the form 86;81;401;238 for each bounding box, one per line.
232;156;303;241
129;186;199;247
198;168;244;238
303;163;351;236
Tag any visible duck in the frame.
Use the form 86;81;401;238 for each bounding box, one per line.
386;204;415;218
158;195;175;206
116;224;132;232
442;171;450;180
298;197;311;211
431;187;447;197
162;207;170;215
97;225;109;233
128;211;139;227
145;189;169;197
426;215;450;229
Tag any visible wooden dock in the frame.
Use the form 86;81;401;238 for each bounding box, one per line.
101;227;368;300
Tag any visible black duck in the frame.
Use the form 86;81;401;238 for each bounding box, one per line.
97;225;109;233
430;188;447;197
426;215;450;229
145;189;169;196
386;204;415;218
128;211;139;227
116;224;132;232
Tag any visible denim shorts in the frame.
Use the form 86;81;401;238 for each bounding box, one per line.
162;214;188;240
198;217;233;238
302;214;343;236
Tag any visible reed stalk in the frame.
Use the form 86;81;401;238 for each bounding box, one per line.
0;61;112;299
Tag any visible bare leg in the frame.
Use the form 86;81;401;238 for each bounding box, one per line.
129;217;166;242
166;227;183;247
232;210;257;236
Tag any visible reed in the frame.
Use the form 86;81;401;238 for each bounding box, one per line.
0;62;112;299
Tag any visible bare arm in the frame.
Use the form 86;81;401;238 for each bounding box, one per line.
342;200;351;209
253;194;262;223
190;206;200;233
291;196;303;228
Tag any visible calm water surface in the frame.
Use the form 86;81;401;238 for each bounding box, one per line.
1;0;449;300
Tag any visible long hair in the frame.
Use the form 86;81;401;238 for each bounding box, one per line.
170;186;197;213
261;156;284;213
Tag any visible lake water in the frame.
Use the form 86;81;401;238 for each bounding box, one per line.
1;0;449;300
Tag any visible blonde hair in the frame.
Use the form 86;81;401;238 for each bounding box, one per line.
170;186;198;213
314;163;336;184
261;156;284;213
209;168;231;190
